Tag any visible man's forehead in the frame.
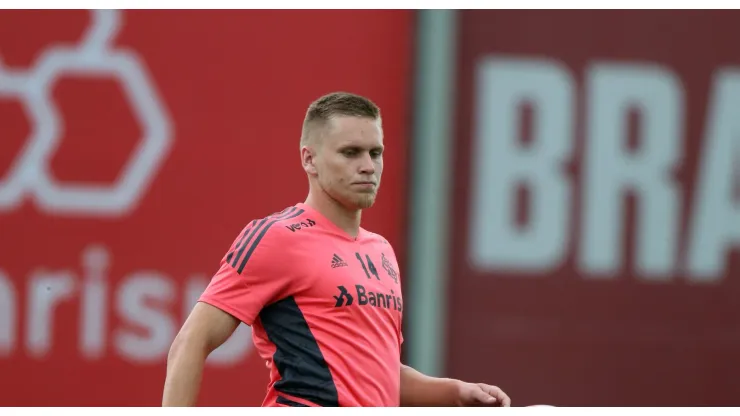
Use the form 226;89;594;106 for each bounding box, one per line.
322;116;383;145
326;115;382;133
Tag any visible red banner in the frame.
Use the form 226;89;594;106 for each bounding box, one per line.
0;10;411;406
448;11;740;406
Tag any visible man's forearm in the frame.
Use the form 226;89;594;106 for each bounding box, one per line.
400;364;463;407
162;342;208;406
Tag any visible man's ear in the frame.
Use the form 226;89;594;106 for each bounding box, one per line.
301;146;317;175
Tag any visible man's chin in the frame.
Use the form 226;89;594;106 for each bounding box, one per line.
357;200;375;209
353;194;377;210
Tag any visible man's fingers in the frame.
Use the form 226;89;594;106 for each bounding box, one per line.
473;385;498;405
474;387;497;404
478;384;511;407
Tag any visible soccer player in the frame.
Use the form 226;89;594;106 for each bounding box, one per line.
162;92;511;407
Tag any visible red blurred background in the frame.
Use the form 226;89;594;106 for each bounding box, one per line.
1;9;739;407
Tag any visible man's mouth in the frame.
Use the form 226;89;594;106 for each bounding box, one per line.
352;181;377;189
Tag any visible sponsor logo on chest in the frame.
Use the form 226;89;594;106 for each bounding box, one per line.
333;284;402;312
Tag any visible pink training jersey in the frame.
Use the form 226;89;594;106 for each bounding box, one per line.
199;203;404;407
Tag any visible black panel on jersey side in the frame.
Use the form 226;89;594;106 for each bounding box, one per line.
276;396;310;407
260;297;339;407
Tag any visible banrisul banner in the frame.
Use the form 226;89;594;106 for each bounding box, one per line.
0;9;412;406
447;10;740;406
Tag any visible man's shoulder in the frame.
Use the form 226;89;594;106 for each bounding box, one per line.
239;204;314;240
224;204;310;273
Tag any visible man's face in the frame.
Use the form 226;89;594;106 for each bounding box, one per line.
307;115;384;210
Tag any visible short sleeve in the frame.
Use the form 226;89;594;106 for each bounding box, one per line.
199;224;291;326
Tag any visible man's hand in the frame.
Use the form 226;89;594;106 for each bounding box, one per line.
455;382;511;407
399;364;511;407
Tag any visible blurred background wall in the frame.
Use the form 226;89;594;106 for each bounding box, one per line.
0;9;738;407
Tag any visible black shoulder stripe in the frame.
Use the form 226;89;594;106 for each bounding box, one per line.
230;206;297;269
237;209;304;274
226;220;257;264
229;217;269;268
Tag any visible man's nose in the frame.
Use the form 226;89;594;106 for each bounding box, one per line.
358;153;375;174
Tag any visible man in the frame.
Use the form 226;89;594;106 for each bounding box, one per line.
162;92;511;407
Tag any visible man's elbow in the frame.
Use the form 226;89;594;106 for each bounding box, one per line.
167;327;208;365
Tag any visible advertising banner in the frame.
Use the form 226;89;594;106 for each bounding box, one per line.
448;10;740;406
0;9;411;406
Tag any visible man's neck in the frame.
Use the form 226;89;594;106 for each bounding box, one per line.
304;191;362;239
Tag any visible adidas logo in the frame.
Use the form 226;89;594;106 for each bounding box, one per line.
331;254;348;268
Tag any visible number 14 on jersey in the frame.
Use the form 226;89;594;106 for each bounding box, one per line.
354;252;398;285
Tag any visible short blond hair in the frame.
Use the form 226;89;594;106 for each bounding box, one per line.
300;92;381;146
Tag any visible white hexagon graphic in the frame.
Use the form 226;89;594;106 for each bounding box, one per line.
0;10;173;217
0;55;60;211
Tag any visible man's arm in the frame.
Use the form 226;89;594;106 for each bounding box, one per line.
400;364;511;407
400;364;462;406
162;302;240;406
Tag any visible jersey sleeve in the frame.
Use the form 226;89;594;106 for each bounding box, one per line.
199;222;291;326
